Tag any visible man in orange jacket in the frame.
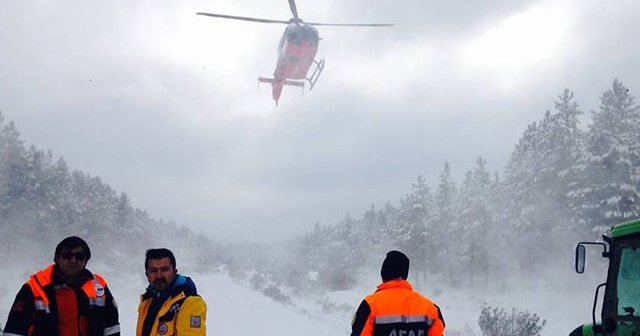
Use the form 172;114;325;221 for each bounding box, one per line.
3;236;120;336
351;250;445;336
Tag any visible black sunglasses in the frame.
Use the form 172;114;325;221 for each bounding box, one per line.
61;252;87;261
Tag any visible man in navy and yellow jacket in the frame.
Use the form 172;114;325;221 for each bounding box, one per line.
4;236;120;336
137;248;207;336
351;250;445;336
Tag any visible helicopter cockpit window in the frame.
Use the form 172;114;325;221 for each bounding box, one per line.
617;246;640;318
286;30;302;44
285;25;317;45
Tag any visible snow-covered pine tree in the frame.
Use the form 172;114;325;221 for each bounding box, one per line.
0;112;29;263
395;176;435;287
453;157;497;289
568;80;640;234
433;162;457;285
552;89;585;230
502;89;584;268
326;212;365;290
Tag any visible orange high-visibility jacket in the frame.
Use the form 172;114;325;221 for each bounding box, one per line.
351;279;445;336
4;264;120;336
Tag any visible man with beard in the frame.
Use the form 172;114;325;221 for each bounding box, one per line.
137;248;207;336
3;236;120;336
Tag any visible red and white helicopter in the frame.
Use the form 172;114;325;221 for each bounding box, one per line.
197;0;393;105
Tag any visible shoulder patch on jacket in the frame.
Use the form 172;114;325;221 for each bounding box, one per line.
190;315;202;328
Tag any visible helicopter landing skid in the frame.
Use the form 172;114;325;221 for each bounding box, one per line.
258;77;305;87
306;58;325;91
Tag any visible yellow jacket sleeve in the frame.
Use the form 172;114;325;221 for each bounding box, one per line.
175;296;207;336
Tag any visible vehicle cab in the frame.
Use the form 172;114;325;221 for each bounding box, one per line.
573;219;640;335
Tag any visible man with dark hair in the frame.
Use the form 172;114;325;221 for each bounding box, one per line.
4;236;120;336
144;248;176;270
351;250;445;336
137;248;207;336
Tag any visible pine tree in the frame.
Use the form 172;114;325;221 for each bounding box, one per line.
0;113;24;260
502;89;585;268
434;162;457;284
454;157;497;288
569;80;640;233
395;176;435;287
553;90;585;230
505;89;583;233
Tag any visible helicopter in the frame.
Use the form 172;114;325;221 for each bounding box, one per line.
197;0;393;105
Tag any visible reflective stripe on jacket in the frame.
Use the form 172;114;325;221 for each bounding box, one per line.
4;264;121;336
136;279;207;336
351;279;445;336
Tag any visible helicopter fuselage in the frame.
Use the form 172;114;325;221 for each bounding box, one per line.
275;24;319;78
260;24;321;103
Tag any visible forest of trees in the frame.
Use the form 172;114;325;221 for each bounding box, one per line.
0;112;222;272
283;79;640;291
2;79;639;297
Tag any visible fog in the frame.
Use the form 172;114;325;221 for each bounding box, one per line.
2;0;640;241
2;0;640;334
0;236;610;335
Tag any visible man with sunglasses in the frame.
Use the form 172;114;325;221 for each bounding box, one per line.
4;236;120;336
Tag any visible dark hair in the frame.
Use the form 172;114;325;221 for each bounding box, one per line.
145;248;176;270
55;236;91;261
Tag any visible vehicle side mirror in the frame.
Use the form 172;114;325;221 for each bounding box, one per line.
576;244;586;274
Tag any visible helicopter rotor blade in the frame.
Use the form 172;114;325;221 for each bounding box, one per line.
306;22;394;27
288;0;299;19
196;12;290;25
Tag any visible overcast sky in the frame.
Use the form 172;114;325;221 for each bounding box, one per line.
1;0;639;242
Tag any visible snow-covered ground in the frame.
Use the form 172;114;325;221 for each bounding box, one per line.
0;267;604;335
100;272;350;336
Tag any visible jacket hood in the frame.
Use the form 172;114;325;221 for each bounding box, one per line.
171;274;197;296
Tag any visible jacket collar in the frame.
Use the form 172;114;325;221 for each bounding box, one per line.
376;279;413;292
143;274;197;300
34;264;92;288
52;265;92;287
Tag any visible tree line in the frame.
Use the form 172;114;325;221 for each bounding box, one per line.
0;112;221;272
284;79;640;291
2;79;639;295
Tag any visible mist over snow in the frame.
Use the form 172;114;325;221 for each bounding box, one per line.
0;248;610;335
